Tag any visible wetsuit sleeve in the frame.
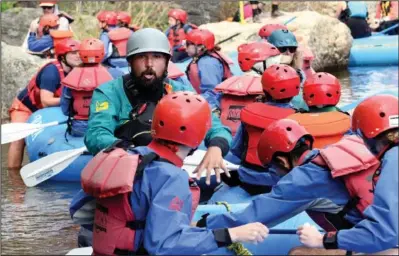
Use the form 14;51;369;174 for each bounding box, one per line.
84;87;119;155
204;162;349;230
60;86;72;116
28;34;54;52
337;147;399;253
143;165;220;255
38;64;62;93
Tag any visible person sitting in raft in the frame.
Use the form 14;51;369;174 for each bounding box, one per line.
27;14;59;55
258;23;288;41
206;64;302;199
185;29;233;97
335;1;372;39
116;11;140;32
96;11;119;62
196;94;399;255
287;72;352;149
7;38;81;169
233;1;265;23
70;91;269;255
60;38;113;137
84;28;232;189
209;41;281;137
267;29;308;111
373;1;398;35
165;8;197;63
23;0;73;50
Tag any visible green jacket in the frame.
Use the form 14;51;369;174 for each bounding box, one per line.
84;77;232;155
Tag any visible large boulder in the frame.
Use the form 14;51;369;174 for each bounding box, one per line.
1;42;48;120
1;7;42;46
175;0;222;25
200;11;353;71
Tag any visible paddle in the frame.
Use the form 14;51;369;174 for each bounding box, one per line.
375;23;399;35
20;146;87;187
1;120;67;144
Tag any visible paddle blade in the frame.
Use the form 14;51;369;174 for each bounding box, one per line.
21;146;87;187
1;121;62;144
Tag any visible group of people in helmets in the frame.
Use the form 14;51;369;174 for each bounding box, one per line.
8;3;398;256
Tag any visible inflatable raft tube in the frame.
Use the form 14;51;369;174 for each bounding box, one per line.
66;203;320;255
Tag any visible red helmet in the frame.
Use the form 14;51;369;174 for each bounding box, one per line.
299;45;315;61
303;72;341;107
151;92;212;148
352;95;398;139
237;42;280;72
96;10;108;22
261;64;300;99
258;23;288;39
39;14;59;28
117;11;131;24
39;0;57;7
257;119;313;166
79;38;104;64
168;9;188;24
97;11;117;26
186;29;215;50
54;38;81;56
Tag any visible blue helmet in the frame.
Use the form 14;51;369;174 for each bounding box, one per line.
267;29;298;48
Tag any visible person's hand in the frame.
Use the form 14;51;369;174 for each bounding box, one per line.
29;20;39;33
297;223;324;248
228;222;269;244
193;146;230;185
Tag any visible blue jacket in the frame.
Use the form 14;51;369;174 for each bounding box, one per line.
196;55;225;95
165;24;193;51
28;33;54;53
204;146;399;253
70;146;223;255
99;26;118;63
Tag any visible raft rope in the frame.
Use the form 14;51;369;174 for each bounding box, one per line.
215;201;252;256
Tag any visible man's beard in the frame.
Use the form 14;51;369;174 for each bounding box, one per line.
129;68;168;101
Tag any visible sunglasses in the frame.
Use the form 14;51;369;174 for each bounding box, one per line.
41;6;54;9
278;47;297;53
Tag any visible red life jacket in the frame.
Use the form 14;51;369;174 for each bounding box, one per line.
27;60;64;109
81;148;200;255
167;61;185;79
287;111;351;148
108;27;133;57
240;103;295;167
214;75;264;136
62;65;113;120
186;51;234;94
167;24;197;48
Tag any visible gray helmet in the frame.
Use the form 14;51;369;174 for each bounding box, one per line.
126;28;171;59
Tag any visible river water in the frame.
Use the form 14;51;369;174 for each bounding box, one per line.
1;66;398;255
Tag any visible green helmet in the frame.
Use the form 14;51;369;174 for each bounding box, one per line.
267;29;298;48
126;28;171;59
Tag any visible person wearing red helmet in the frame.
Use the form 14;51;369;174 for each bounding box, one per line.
27;14;59;53
287;72;352;148
60;38;113;137
185;29;233;96
258;23;288;40
70;92;269;254
197;94;399;255
116;11;140;32
7;38;81;169
165;8;197;62
198;64;302;201
96;11;120;64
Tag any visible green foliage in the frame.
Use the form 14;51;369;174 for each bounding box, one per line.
1;2;17;12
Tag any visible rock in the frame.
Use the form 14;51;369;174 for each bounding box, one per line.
200;11;353;71
176;0;221;25
1;42;48;120
1;7;43;46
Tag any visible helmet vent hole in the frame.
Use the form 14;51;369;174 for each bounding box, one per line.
180;126;186;131
310;94;314;98
284;69;288;72
186;99;191;103
271;47;276;50
286;127;292;131
318;74;322;78
160;121;164;126
184;93;188;96
276;66;280;70
296;86;299;89
196;98;202;102
245;58;250;61
380;112;386;118
326;93;332;97
336;91;339;94
280;89;286;93
172;96;178;99
271;87;275;90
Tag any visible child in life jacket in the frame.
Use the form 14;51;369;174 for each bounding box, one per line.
8;38;81;169
28;13;59;54
207;64;302;201
70;92;269;253
197;94;399;255
185;29;233;97
60;38;113;137
210;41;281;137
165;8;196;63
287;72;352;148
116;11;140;32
